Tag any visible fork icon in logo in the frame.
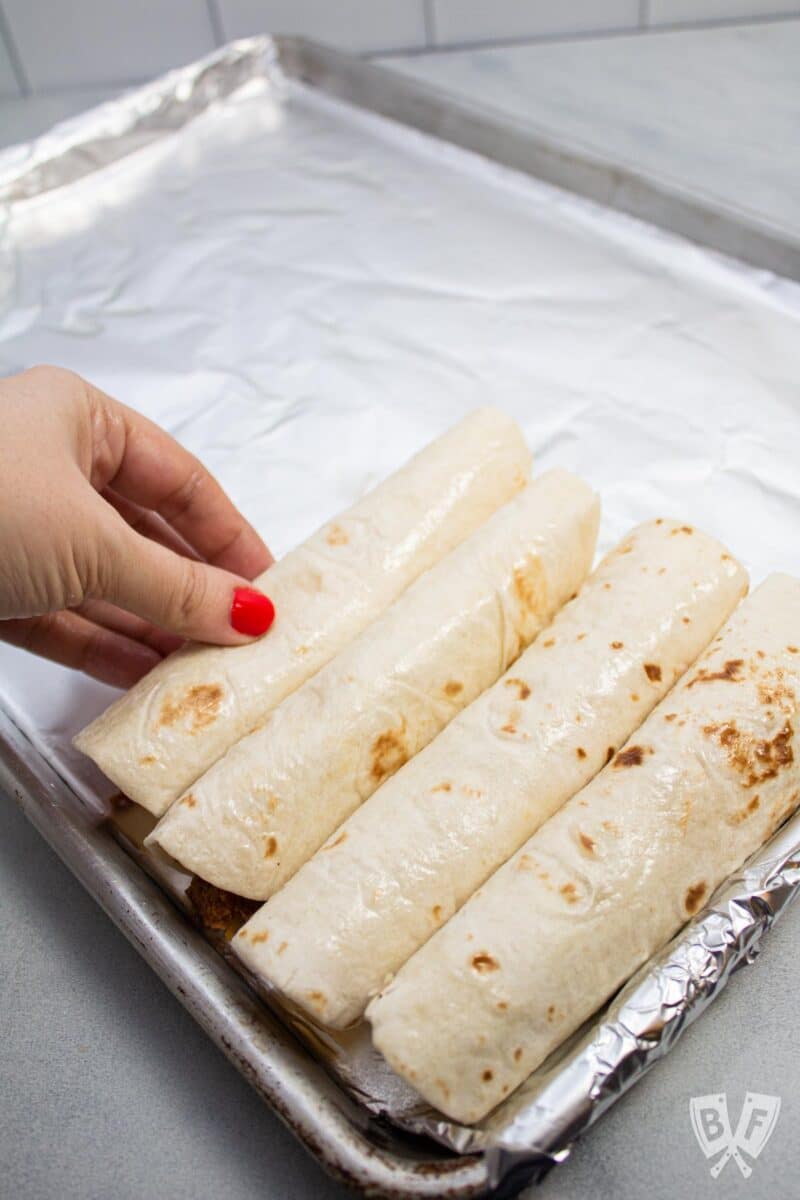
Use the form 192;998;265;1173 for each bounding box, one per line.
690;1093;781;1179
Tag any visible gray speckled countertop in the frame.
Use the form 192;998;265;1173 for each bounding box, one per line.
3;27;800;1200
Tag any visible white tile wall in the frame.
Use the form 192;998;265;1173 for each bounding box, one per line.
649;0;800;23
431;0;641;44
216;0;427;53
1;0;216;90
0;0;798;93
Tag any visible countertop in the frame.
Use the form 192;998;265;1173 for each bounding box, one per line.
380;20;800;248
2;26;800;1200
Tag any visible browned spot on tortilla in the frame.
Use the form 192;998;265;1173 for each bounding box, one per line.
322;831;347;851
613;745;651;768
371;718;408;783
671;525;693;535
481;1069;494;1082
788;646;799;654
602;820;621;836
664;713;677;722
577;632;587;641
547;1004;557;1022
606;746;616;764
513;1048;523;1062
181;793;197;807
630;693;640;703
512;556;545;615
501;723;517;735
516;854;532;871
307;991;327;1011
721;553;732;561
496;1000;508;1011
326;523;348;546
250;930;269;944
687;659;744;688
603;582;612;590
139;754;157;766
644;663;662;683
685;882;707;914
264;835;278;858
277;940;288;955
610;641;624;650
188;878;259;941
757;669;795;710
432;781;452;793
682;615;690;623
505;678;531;700
703;720;794;787
435;1079;451;1101
579;832;595;854
656;518;664;525
158;683;224;733
443;680;463;697
576;746;587;760
432;905;443;921
757;650;766;660
730;794;761;825
471;952;500;974
267;793;279;814
543;638;555;648
560;882;578;904
297;567;323;593
677;796;692;834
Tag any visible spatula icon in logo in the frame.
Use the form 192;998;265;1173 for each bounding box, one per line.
690;1092;781;1179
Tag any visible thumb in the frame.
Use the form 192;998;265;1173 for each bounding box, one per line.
98;519;275;645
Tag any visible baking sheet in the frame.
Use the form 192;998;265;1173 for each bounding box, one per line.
2;36;800;1197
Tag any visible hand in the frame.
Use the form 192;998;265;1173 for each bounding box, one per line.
0;366;274;688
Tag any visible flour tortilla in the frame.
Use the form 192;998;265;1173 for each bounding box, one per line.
147;470;599;897
75;409;530;815
236;520;747;1028
369;574;800;1124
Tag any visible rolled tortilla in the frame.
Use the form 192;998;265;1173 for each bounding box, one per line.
236;520;747;1028
369;574;800;1124
147;469;599;897
74;409;530;815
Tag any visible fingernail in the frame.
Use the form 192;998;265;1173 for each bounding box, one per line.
230;587;275;637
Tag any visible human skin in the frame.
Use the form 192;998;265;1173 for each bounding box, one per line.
0;366;274;688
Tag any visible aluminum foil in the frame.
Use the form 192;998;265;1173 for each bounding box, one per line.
2;36;800;1192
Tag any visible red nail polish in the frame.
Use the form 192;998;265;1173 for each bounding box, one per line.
230;587;275;637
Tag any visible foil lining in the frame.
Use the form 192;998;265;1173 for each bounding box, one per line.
2;36;800;1193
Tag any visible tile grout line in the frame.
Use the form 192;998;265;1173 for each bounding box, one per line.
205;0;225;47
0;0;30;96
422;0;437;48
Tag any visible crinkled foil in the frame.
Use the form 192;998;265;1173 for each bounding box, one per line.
2;36;800;1193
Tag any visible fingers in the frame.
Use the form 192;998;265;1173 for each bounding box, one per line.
0;611;163;689
96;514;275;645
101;488;202;563
84;382;273;579
76;598;184;657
